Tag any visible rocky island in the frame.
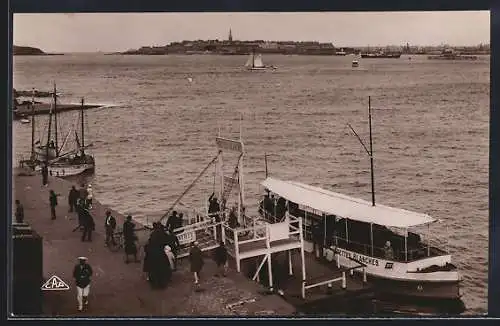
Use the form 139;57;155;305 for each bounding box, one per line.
13;45;64;56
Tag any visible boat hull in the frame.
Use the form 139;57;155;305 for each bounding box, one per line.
247;66;277;71
48;163;95;177
369;276;461;300
320;245;461;300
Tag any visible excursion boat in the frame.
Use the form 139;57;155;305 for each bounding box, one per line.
352;60;359;68
257;97;461;300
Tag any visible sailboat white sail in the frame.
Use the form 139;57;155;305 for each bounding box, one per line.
244;54;253;67
244;51;277;71
253;54;265;68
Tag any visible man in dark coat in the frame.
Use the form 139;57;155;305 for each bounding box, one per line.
104;210;117;246
41;164;48;186
175;213;184;231
49;190;59;220
81;207;95;242
73;257;92;312
74;198;85;231
189;241;204;286
208;193;220;219
68;186;79;213
165;211;178;232
79;183;88;206
213;241;228;277
123;215;139;263
15;200;24;224
146;225;171;289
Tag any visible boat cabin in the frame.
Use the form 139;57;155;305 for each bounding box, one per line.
258;177;448;264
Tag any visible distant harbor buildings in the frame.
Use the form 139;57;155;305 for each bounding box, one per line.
121;29;490;56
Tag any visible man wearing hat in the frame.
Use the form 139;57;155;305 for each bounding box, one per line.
73;256;93;312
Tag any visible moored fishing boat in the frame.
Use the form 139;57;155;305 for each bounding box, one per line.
20;84;95;177
257;97;461;300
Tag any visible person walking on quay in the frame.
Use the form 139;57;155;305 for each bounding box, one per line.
49;190;59;220
189;241;204;288
104;210;117;246
72;198;85;232
86;184;93;209
15;200;24;224
146;223;170;288
79;183;88;205
213;241;228;277
123;215;139;264
73;256;93;312
81;206;95;242
68;186;79;213
41;164;49;187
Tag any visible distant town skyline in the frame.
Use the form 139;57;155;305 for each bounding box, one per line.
13;11;490;53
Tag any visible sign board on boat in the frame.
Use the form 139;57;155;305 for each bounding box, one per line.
178;230;196;246
216;137;243;153
335;247;380;267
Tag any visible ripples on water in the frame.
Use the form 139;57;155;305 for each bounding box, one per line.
13;54;489;314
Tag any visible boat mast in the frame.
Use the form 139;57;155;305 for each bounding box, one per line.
45;90;53;164
347;96;376;206
252;49;255;68
30;88;35;160
81;98;85;156
53;82;59;157
368;96;375;206
265;153;268;178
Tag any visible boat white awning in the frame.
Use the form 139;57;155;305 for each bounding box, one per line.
260;177;436;228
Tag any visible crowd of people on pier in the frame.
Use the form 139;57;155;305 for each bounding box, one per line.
15;178;234;312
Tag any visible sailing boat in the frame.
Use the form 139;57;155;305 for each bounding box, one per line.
33;83;96;177
244;50;277;71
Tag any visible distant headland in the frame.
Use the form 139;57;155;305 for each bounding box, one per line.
13;45;64;56
117;29;490;56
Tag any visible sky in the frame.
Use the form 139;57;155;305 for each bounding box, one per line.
13;11;490;53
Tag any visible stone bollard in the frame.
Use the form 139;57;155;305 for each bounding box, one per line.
341;271;347;289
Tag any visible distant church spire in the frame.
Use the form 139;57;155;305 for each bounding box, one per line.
228;28;233;42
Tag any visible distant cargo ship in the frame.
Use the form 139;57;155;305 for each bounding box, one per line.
361;52;402;59
427;49;477;61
